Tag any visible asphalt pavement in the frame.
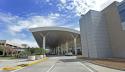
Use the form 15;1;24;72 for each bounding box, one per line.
11;56;93;72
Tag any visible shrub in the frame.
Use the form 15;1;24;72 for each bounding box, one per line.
14;48;31;58
34;48;46;55
17;48;46;56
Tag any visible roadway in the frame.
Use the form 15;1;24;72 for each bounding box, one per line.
12;56;93;72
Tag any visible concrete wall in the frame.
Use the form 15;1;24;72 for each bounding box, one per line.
91;11;112;58
80;1;125;58
80;10;112;58
80;12;92;57
102;2;125;58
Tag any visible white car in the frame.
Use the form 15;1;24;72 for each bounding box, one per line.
65;52;73;56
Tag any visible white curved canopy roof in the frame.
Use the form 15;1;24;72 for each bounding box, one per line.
29;27;80;34
29;27;80;48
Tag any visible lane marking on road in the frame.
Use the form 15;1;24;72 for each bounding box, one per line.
10;67;25;72
46;63;56;72
79;62;95;72
50;65;56;72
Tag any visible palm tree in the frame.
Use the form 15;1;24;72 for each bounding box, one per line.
0;45;6;56
0;45;18;56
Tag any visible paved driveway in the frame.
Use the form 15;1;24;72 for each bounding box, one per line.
12;56;92;72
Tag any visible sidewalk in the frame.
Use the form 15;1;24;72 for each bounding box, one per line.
0;57;48;71
81;61;125;72
0;59;37;68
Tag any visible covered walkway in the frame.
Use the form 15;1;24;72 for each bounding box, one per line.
29;27;81;55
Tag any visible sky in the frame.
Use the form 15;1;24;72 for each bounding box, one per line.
0;0;123;47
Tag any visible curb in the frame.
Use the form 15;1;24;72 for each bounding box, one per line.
1;57;48;71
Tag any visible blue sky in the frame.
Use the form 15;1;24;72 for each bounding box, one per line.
0;0;123;47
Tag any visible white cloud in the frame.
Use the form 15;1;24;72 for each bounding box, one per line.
49;13;60;19
57;0;92;16
7;14;60;34
25;16;57;28
60;0;66;4
58;0;123;16
46;0;50;2
60;24;73;28
0;12;63;47
74;27;80;31
0;12;64;34
0;12;19;24
59;24;80;31
11;39;38;47
99;0;123;10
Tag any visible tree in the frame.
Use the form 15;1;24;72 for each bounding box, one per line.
0;45;3;55
34;48;46;55
0;45;5;56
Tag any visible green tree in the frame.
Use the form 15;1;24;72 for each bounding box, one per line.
34;48;46;55
0;45;5;56
0;45;3;55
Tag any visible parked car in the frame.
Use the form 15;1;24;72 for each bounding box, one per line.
65;52;73;56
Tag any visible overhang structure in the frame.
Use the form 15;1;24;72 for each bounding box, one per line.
29;27;81;55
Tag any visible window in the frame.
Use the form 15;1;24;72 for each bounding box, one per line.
118;2;125;30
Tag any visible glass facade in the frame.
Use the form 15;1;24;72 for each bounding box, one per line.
118;1;125;30
118;1;125;22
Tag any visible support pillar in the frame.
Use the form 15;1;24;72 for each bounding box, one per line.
65;42;68;53
40;32;48;55
43;36;46;50
61;45;63;55
55;48;56;55
54;48;56;54
71;34;78;55
74;38;77;55
56;47;58;55
57;46;60;55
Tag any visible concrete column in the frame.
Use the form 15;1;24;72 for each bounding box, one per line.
56;47;58;55
57;46;60;55
61;45;63;55
55;48;56;55
65;42;68;53
74;38;77;55
43;36;46;50
55;48;57;54
52;48;54;54
54;48;56;54
63;45;65;54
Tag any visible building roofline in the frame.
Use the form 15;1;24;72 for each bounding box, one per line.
29;27;80;34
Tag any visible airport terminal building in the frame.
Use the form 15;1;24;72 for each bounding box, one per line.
30;1;125;58
80;1;125;58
